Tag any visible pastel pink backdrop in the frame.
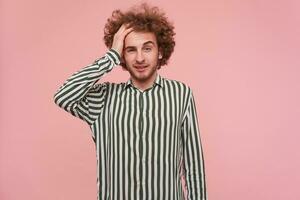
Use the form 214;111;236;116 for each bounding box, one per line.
1;0;299;199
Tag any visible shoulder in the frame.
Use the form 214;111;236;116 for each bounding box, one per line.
162;77;193;94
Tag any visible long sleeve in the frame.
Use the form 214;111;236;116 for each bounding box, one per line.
181;89;207;200
53;49;120;126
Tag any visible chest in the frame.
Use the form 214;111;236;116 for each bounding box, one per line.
102;86;186;134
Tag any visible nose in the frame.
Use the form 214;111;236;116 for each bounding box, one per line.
135;50;145;63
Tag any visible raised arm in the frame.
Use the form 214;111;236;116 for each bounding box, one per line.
53;49;121;125
53;24;133;125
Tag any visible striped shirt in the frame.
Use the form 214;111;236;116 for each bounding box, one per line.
53;49;207;200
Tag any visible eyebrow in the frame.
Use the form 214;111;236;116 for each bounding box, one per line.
125;41;156;49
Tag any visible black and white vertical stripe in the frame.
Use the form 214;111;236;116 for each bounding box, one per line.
54;49;207;200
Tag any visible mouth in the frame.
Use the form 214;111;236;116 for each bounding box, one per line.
134;65;148;72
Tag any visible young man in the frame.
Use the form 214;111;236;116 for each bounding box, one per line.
54;3;207;200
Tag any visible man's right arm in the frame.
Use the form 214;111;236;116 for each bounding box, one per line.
53;49;121;125
53;24;133;125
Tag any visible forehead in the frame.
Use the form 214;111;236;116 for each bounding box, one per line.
124;31;157;47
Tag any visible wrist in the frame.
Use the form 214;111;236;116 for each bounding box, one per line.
107;49;121;65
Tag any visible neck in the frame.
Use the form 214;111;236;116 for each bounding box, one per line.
131;73;158;91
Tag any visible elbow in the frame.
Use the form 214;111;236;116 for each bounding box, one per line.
53;91;61;107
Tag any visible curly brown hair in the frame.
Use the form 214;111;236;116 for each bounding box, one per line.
103;3;175;68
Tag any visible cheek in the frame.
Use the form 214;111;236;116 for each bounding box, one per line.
124;54;134;64
148;54;159;63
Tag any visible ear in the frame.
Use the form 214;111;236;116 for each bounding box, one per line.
158;52;163;59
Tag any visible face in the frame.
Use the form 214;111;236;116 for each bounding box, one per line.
123;31;161;87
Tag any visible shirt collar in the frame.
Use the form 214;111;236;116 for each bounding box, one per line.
123;74;164;90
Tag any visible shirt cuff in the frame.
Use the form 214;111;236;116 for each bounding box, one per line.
107;48;121;65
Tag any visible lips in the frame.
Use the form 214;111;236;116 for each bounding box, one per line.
134;65;148;68
134;65;148;72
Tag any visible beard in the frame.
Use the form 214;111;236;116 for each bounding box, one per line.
128;64;158;83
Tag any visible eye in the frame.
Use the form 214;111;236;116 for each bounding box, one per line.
126;48;135;53
144;47;152;51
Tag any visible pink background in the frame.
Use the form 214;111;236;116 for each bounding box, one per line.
1;0;300;199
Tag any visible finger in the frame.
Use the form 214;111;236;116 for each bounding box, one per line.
117;24;127;33
123;27;134;35
124;23;131;28
124;23;134;31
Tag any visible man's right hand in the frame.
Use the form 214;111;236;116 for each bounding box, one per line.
111;24;134;58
